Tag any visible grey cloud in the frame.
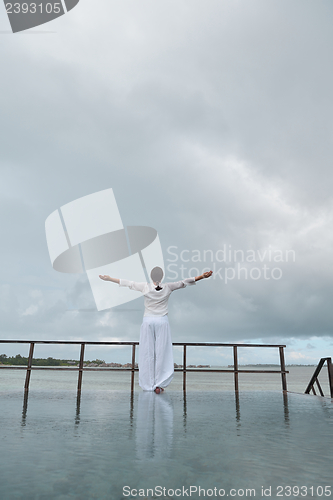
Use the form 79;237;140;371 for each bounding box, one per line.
0;0;333;360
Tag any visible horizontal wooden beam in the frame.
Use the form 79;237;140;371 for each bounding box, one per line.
0;340;286;348
0;366;288;374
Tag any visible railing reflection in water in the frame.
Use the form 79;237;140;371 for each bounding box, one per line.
20;389;291;455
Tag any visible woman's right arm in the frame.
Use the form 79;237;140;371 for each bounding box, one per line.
99;275;119;284
99;276;147;293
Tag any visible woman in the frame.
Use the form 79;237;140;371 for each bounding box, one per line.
99;268;213;393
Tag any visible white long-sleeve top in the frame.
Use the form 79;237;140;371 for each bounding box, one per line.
119;278;196;317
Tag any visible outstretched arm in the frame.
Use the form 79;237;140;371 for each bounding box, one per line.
168;271;213;291
99;275;120;284
195;271;213;281
99;275;147;293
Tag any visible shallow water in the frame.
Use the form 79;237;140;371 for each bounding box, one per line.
0;365;329;394
0;389;332;499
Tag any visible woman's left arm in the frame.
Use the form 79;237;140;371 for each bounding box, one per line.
195;271;213;281
168;271;213;291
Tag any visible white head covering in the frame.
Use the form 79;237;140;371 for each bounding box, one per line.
150;267;164;289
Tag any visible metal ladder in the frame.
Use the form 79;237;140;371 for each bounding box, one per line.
305;357;333;398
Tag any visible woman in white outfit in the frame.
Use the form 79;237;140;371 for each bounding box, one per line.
99;268;213;393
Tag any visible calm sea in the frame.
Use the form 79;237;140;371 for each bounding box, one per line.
0;367;332;499
0;365;328;394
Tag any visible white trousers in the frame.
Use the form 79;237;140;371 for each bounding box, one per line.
138;315;174;391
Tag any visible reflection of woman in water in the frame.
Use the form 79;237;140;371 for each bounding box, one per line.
136;391;174;461
99;268;213;393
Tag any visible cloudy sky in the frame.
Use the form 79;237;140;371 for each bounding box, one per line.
0;0;332;365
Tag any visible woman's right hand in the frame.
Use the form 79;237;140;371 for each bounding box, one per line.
99;275;120;284
203;271;213;279
99;275;110;281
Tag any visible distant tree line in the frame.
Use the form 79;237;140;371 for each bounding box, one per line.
0;354;105;366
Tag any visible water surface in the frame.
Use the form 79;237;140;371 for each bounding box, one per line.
0;389;332;499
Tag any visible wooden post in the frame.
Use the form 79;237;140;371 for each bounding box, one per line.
305;358;326;394
77;343;85;392
327;358;333;398
279;346;287;392
24;342;35;391
22;390;29;426
282;392;289;425
233;345;239;392
234;391;240;423
131;344;136;393
315;377;324;397
75;389;81;425
183;345;186;392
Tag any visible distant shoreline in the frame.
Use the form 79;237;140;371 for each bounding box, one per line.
0;355;317;369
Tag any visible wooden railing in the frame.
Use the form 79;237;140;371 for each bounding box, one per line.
305;357;333;398
0;340;288;392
